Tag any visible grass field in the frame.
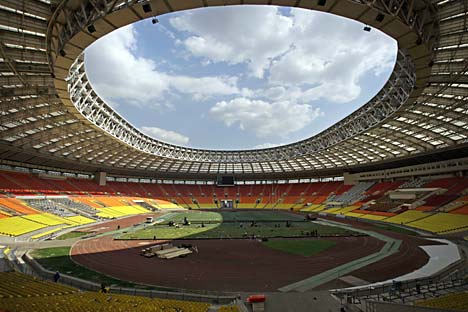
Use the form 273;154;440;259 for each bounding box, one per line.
31;247;136;287
56;231;91;240
116;211;356;240
262;239;336;256
159;210;305;224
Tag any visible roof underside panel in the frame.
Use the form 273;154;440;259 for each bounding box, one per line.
0;0;467;179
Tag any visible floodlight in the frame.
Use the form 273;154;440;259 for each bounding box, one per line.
87;24;96;33
142;3;152;13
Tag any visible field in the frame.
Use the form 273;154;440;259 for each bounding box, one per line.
116;210;355;240
262;239;337;256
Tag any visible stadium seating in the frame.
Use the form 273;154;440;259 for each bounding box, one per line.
0;272;213;312
351;210;395;220
22;213;71;226
382;210;429;225
407;213;468;233
0;292;212;312
96;206;149;218
451;205;468;215
0;272;76;298
0;216;47;236
324;206;360;215
415;292;468;311
0;198;39;215
363;181;404;201
65;215;95;225
332;182;374;204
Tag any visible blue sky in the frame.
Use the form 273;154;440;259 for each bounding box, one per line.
85;5;397;150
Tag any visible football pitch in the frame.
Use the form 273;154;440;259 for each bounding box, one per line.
115;210;355;240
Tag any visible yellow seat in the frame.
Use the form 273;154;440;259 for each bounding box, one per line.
0;216;47;236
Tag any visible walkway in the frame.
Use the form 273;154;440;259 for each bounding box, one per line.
278;219;402;292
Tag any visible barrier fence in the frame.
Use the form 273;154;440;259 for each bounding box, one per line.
10;252;238;305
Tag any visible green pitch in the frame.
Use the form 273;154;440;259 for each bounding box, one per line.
115;210;355;240
262;239;336;257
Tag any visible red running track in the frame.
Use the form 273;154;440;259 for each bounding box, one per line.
70;215;439;292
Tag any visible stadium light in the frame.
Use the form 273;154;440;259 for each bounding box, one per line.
142;3;152;13
363;25;371;32
87;24;96;33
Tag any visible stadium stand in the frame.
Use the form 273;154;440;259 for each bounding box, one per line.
23;198;76;217
0;216;47;236
332;182;374;205
0;272;213;312
0;272;76;297
406;213;468;233
0;198;39;215
414;292;468;311
96;206;150;219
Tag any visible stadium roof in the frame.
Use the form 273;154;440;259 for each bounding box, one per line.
0;0;467;179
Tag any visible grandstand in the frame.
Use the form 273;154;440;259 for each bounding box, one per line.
0;0;468;312
0;272;223;312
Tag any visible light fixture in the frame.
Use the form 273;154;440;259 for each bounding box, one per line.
317;0;326;6
87;24;96;33
142;3;152;13
376;13;385;22
363;25;371;32
152;17;159;24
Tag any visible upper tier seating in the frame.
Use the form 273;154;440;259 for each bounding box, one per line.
332;182;374;205
363;181;404;201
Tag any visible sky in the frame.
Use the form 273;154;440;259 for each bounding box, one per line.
84;5;397;150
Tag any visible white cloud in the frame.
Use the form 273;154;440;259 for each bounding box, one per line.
209;97;322;138
140;126;189;145
85;24;244;107
85;7;397;149
253;142;282;149
169;6;397;104
170;6;294;78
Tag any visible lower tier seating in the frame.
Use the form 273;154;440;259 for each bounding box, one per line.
407;213;468;233
0;216;47;236
0;272;212;312
415;292;468;311
382;210;429;225
96;205;149;218
0;272;76;298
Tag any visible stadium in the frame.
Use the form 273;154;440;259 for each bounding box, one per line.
0;0;468;311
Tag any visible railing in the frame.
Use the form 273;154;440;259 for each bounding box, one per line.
331;250;467;300
18;252;237;305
